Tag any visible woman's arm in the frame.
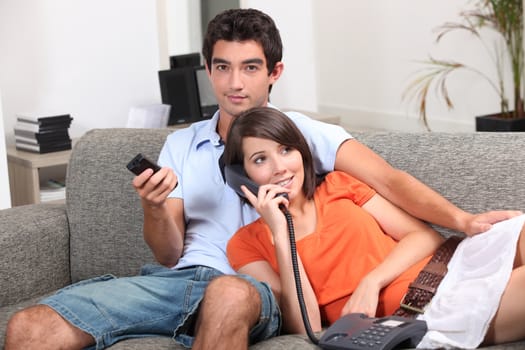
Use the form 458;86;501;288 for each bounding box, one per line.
238;184;321;334
341;193;444;317
237;244;322;335
272;226;322;334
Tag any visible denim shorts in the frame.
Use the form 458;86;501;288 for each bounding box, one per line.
40;265;281;349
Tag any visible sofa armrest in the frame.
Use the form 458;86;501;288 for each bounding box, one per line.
0;203;71;306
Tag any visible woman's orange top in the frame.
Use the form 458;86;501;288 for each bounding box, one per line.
227;171;431;324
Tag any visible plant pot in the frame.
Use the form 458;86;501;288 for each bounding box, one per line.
475;113;525;132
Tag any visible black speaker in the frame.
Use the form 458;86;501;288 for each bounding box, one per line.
169;52;201;69
158;68;201;125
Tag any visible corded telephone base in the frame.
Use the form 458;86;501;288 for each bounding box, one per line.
319;313;427;350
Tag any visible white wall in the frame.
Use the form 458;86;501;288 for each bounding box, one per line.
0;91;11;209
241;0;318;112
165;0;202;58
0;0;162;143
315;0;503;132
0;0;515;141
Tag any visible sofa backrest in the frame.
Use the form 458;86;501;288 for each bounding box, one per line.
66;128;172;282
66;128;525;282
353;131;525;236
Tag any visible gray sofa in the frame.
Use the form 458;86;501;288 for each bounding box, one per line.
2;127;525;350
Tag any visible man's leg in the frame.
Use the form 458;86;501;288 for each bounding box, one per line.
5;304;94;350
5;266;223;350
192;275;261;350
192;275;281;350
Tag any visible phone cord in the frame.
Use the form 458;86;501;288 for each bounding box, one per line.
282;207;320;345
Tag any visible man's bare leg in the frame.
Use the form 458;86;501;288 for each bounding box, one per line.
192;276;261;350
5;304;94;350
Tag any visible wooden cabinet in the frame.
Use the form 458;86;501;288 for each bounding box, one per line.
7;145;71;206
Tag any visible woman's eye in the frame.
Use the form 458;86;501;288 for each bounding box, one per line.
281;146;292;154
254;156;265;164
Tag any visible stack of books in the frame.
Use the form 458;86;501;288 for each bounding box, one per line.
14;113;73;153
40;179;66;202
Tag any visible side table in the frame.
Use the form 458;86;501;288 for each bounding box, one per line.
7;145;72;206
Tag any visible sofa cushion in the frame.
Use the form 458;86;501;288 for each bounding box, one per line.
0;204;70;306
66;128;172;282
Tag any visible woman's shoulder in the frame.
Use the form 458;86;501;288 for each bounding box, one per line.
323;171;362;186
318;171;376;203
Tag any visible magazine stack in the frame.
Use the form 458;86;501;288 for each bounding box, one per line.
14;113;73;154
40;179;66;203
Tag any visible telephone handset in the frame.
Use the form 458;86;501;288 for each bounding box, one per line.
319;313;427;350
224;164;261;199
224;164;288;201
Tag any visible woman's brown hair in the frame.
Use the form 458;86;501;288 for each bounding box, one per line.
224;107;318;199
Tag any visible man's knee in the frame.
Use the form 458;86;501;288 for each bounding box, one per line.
203;275;262;319
5;305;48;347
7;305;44;334
207;276;261;306
5;304;93;350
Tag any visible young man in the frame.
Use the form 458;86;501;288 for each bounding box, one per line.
4;8;519;350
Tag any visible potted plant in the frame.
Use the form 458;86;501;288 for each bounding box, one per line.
404;0;524;131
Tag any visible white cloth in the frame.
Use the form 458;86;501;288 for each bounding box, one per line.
416;214;525;349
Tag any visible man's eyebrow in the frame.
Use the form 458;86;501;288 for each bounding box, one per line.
211;58;264;65
242;58;264;65
212;58;230;65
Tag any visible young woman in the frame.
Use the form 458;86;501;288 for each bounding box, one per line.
224;107;525;349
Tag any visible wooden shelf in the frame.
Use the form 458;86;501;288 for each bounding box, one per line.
7;145;72;206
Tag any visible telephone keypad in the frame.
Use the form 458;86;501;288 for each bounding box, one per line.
350;325;394;347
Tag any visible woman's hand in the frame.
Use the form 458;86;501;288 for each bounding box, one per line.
242;183;290;237
340;275;381;318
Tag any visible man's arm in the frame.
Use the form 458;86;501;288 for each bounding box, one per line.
335;139;521;236
132;167;185;267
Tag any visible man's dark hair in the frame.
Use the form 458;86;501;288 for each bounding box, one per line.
224;107;318;199
202;8;283;75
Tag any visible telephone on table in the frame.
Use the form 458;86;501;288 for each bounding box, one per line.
319;313;426;350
